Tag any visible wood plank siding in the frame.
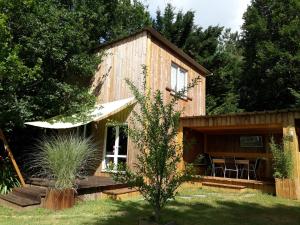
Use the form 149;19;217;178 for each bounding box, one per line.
149;38;206;117
91;31;148;104
90;29;207;172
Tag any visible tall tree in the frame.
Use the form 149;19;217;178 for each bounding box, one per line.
0;0;151;132
240;0;300;111
153;4;244;115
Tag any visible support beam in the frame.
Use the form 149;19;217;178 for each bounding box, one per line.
0;129;26;186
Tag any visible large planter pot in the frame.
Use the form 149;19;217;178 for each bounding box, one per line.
275;178;300;200
44;188;76;210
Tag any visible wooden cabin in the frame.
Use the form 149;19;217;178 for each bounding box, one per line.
89;27;209;174
24;27;300;197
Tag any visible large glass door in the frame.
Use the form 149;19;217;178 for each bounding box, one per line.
102;125;128;171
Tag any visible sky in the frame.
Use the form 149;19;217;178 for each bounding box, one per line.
145;0;252;32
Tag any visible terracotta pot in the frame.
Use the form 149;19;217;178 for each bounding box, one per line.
275;178;300;200
44;188;76;210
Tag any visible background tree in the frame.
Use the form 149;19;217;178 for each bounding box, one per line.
240;0;300;111
153;4;244;115
0;0;151;133
112;69;198;223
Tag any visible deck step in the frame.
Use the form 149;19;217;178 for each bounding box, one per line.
13;186;46;200
0;192;40;207
102;188;139;200
202;182;246;190
103;187;138;195
0;186;46;208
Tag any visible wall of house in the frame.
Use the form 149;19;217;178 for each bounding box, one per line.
91;105;136;175
91;32;148;104
149;38;206;117
91;31;207;172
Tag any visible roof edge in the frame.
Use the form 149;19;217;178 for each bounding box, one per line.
93;27;211;75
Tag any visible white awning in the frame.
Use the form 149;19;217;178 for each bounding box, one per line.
25;97;136;129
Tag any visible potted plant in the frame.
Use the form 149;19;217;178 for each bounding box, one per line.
269;137;299;200
31;134;98;210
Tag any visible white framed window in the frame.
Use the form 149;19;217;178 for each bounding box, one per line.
171;63;188;96
102;124;128;171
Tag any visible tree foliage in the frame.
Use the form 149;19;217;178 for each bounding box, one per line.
112;68;199;222
153;4;244;115
240;0;300;111
0;0;151;132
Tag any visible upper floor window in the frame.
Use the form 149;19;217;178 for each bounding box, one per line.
171;63;188;96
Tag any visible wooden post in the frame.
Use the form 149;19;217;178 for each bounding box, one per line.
204;133;207;153
0;129;26;186
177;122;185;171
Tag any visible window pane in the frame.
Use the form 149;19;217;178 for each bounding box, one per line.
171;64;177;90
177;69;186;93
105;126;116;155
118;126;128;156
105;157;114;169
117;157;127;167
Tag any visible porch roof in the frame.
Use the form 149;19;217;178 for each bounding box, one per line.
181;109;300;129
25;97;136;129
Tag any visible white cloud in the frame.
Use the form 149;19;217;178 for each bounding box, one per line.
144;0;251;32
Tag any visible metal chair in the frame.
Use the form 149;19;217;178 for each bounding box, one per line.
209;155;224;177
224;157;239;178
241;158;261;180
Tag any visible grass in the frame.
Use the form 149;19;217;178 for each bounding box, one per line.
0;186;300;225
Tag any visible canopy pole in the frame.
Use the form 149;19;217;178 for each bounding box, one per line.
0;129;26;186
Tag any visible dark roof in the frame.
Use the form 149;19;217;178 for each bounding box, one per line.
94;27;211;75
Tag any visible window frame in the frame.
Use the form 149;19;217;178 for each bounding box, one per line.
102;124;128;172
170;62;188;97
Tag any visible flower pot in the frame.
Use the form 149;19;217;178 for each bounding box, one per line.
44;188;76;210
275;178;300;200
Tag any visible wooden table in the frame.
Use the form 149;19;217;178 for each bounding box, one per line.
211;158;250;180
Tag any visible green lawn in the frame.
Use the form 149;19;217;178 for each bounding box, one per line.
0;187;300;225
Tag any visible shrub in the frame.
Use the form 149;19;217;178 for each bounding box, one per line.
31;134;99;189
111;68;199;223
269;137;293;179
0;157;20;194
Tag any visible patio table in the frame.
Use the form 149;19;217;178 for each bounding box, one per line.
235;159;250;180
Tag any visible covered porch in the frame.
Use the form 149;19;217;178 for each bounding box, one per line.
180;110;300;193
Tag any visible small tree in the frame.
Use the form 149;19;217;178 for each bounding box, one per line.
269;137;293;179
112;68;199;223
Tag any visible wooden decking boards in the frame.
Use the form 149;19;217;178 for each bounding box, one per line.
0;176;127;209
0;186;46;208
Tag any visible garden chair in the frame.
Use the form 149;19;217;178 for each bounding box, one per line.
210;155;224;177
224;157;239;178
241;158;261;180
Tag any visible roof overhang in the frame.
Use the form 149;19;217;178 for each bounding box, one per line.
25;97;136;129
180;109;300;130
94;27;211;76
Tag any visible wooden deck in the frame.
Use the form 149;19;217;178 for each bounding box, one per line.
192;176;275;194
27;176;126;195
0;176;127;209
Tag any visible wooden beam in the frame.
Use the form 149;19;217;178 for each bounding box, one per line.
0;129;26;186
